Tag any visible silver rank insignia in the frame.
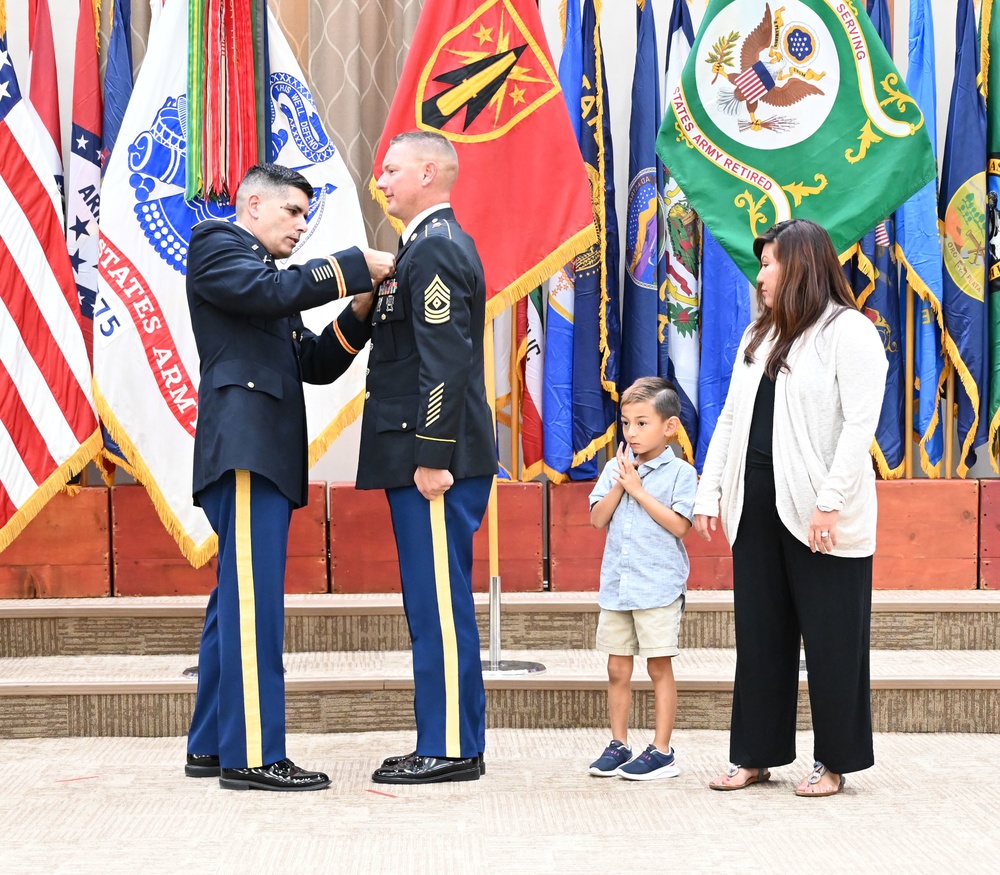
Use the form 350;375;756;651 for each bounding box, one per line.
424;275;451;324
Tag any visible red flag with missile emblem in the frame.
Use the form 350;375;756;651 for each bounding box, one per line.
371;0;596;318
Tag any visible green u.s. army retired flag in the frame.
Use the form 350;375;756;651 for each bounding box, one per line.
656;0;936;282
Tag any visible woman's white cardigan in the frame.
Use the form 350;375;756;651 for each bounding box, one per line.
693;305;888;557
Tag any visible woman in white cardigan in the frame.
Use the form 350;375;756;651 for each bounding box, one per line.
694;219;887;798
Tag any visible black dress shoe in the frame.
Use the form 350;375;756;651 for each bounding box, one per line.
381;751;486;775
372;755;481;784
219;759;331;791
185;753;220;778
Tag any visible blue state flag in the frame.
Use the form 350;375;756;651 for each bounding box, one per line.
97;0;135;464
939;0;988;477
659;0;699;460
542;0;584;480
985;0;1000;469
620;0;663;393
895;0;944;476
843;0;904;478
696;227;750;473
569;0;619;480
102;0;134;171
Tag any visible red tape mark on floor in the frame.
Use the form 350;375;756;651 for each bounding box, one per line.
365;789;398;798
55;776;99;783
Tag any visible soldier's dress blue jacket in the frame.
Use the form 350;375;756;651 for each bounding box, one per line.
186;219;373;770
357;207;497;761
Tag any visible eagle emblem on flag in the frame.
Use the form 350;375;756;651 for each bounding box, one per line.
707;3;831;136
657;0;935;283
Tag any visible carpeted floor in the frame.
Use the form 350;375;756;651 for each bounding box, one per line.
2;728;999;874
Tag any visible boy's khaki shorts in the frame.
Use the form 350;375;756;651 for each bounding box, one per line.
596;596;684;658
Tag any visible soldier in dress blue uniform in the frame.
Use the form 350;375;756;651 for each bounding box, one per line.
360;131;498;785
184;163;394;791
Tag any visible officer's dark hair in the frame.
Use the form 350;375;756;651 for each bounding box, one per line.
236;163;313;214
620;377;681;420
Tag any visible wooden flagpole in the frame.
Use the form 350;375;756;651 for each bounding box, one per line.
904;282;914;478
509;306;521;480
944;369;955;479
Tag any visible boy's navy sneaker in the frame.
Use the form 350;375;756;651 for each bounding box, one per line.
617;744;680;781
588;740;633;776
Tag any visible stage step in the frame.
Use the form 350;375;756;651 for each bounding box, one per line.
3;647;1000;738
3;590;1000;657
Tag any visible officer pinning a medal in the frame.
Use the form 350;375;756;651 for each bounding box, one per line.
358;131;498;784
184;163;395;791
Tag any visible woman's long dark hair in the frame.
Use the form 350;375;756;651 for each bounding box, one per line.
744;219;855;379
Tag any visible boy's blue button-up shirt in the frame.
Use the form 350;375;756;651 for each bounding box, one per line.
588;448;698;611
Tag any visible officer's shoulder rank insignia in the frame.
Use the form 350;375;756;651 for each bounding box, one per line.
425;219;453;239
424;275;451;324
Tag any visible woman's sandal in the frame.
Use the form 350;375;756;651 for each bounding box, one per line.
794;761;845;797
708;764;771;791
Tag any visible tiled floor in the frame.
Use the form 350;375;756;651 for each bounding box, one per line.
3;727;999;874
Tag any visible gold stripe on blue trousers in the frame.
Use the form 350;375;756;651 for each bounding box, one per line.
235;470;263;767
429;495;461;757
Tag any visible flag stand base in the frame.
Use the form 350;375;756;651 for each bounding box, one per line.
480;575;546;676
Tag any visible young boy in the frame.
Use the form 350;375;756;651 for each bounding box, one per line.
587;377;697;780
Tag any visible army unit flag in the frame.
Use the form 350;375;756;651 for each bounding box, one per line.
656;0;936;282
372;0;596;319
93;1;370;563
0;13;101;550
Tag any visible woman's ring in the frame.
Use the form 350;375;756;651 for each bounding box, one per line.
820;531;830;538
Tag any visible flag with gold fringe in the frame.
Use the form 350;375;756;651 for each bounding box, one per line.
102;0;134;172
843;0;904;479
0;2;101;551
659;0;699;460
656;0;936;283
542;0;585;483
939;0;987;477
66;0;102;360
371;0;597;319
896;0;944;477
567;0;620;481
985;0;1000;470
517;287;545;479
92;0;369;563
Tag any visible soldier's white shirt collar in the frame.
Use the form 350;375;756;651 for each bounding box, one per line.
401;203;451;245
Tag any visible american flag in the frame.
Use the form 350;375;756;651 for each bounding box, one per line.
0;16;101;550
735;61;775;104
